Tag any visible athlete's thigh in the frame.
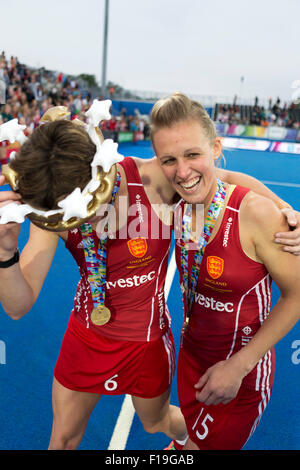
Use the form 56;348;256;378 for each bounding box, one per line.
177;347;269;450
131;387;171;426
51;377;101;433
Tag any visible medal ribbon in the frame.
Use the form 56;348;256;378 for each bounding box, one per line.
80;171;121;310
181;178;226;328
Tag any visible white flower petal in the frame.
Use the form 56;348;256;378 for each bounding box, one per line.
58;187;93;221
91;139;124;173
83;179;100;194
16;131;28;145
0;203;32;224
85;99;112;126
0;119;26;144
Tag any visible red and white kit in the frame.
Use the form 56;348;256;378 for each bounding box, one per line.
54;157;175;397
175;185;275;449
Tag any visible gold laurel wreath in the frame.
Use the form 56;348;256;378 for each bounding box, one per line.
2;106;117;232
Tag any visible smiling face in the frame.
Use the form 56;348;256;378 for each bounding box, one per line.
153;118;222;207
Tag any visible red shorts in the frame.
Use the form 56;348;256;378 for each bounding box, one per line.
54;314;176;398
177;346;273;450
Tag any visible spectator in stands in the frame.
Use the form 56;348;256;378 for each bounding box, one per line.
129;116;139;132
216;96;299;130
1;103;13;122
0;115;6;168
119;116;127;132
0;49;299;156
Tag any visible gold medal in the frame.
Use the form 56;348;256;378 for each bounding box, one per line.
183;316;190;332
91;305;111;326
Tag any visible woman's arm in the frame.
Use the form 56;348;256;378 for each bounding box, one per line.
195;195;300;406
0;223;58;319
234;195;300;370
216;168;291;209
0;177;58;319
217;168;300;254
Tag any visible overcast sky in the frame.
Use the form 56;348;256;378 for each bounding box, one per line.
1;0;299;105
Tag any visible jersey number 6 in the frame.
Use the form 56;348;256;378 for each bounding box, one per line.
104;374;119;391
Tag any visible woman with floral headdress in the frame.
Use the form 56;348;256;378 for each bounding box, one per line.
0;106;188;449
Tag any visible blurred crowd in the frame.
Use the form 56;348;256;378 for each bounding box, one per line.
215;97;300;129
0;52;149;149
1;51;299;166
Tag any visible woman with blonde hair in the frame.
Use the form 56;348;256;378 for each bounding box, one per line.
150;92;300;450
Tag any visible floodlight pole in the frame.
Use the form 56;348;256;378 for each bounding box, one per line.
101;0;109;98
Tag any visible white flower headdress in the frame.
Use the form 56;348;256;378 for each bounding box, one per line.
0;99;124;231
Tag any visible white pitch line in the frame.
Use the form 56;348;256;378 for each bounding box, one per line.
107;394;136;450
261;180;300;189
107;248;177;450
164;248;177;300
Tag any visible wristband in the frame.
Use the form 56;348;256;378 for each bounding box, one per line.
0;249;20;268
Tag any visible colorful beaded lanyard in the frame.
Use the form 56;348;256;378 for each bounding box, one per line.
80;171;121;323
181;178;227;330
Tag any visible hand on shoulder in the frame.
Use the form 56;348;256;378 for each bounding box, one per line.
244;190;288;232
241;191;288;264
275;207;300;255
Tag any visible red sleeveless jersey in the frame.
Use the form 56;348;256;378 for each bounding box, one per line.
65;157;172;342
175;185;275;391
